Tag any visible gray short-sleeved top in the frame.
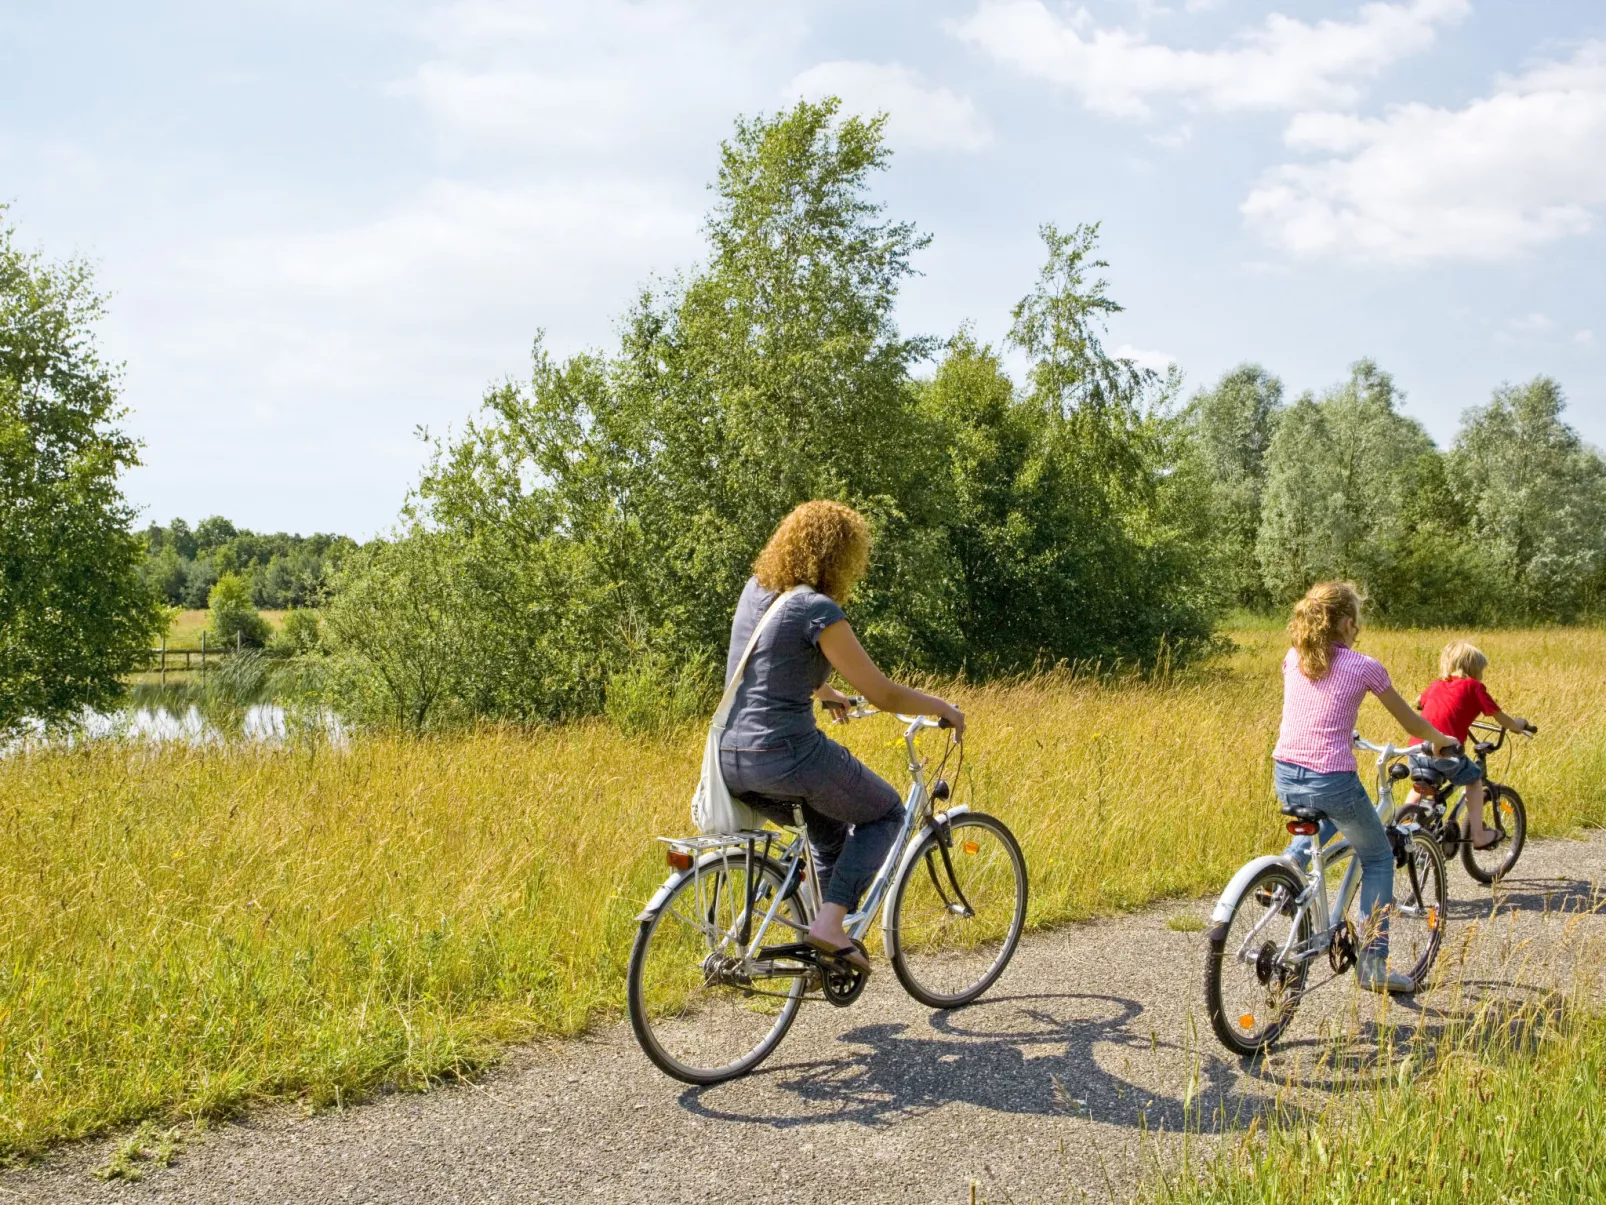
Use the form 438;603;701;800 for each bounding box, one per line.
720;577;846;749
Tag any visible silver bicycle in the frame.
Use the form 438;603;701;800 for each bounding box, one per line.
627;705;1028;1084
1204;734;1449;1056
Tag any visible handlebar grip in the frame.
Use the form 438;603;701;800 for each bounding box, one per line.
937;717;952;729
1525;722;1538;735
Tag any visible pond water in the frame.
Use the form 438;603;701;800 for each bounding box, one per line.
5;691;348;756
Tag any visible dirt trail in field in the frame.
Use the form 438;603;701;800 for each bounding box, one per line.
9;830;1606;1205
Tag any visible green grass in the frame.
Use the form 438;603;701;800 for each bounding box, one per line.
1146;990;1606;1204
159;608;288;650
2;628;1604;1159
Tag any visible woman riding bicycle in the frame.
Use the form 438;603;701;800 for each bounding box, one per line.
1273;582;1455;994
719;500;964;973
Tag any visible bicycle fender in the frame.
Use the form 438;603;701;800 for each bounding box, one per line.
632;847;778;922
880;804;972;934
1208;854;1306;932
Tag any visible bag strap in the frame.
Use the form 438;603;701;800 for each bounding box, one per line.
712;586;804;729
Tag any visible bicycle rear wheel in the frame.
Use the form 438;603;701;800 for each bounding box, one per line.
627;853;809;1085
1461;783;1526;885
1205;864;1312;1056
886;812;1028;1009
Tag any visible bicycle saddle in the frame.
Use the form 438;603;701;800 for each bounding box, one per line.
1279;800;1328;822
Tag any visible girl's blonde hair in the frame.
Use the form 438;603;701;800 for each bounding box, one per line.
753;501;871;605
1439;640;1488;680
1289;581;1364;681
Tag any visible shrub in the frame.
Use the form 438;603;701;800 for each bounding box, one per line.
207;572;271;649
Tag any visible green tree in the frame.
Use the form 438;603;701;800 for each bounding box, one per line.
1450;377;1606;620
1176;365;1284;609
321;531;480;730
0;213;165;734
1257;361;1434;609
207;572;271;648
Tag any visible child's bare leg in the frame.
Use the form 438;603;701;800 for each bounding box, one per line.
1465;779;1491;845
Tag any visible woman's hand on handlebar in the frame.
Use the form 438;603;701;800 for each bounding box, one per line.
814;684;854;723
934;700;965;740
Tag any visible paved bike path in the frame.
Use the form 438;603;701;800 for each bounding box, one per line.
9;830;1606;1205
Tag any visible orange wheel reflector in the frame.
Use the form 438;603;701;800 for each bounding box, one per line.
666;849;693;872
1239;1014;1256;1030
962;841;980;855
1427;907;1440;931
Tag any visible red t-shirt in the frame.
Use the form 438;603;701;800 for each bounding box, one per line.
1415;676;1500;745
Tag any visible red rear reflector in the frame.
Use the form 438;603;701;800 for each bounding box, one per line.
666;849;693;871
1286;821;1319;835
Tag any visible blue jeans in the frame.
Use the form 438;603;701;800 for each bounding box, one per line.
1275;761;1394;956
720;733;904;911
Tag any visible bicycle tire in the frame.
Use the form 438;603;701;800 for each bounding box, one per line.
1205;863;1311;1056
1460;783;1526;886
886;812;1028;1009
1392;828;1448;985
627;853;808;1085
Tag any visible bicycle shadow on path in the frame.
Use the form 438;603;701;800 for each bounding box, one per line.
678;991;1254;1136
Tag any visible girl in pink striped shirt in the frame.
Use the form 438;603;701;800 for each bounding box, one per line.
1273;582;1454;994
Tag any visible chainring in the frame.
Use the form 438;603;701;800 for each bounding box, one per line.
819;941;870;1008
1328;920;1358;974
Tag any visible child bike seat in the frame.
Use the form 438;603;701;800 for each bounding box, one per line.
1407;749;1460;790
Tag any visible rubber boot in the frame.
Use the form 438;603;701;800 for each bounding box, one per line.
1357;952;1414;994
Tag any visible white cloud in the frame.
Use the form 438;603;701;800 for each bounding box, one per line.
789;61;993;151
397;1;796;155
951;0;1467;118
1243;42;1606;263
1510;312;1555;333
1578;330;1597;346
1114;342;1178;373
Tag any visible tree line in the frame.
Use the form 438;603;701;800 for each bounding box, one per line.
138;517;353;610
3;102;1602;736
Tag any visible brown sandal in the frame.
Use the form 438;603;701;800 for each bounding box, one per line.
805;934;871;973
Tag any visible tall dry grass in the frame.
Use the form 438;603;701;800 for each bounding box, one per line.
2;629;1603;1157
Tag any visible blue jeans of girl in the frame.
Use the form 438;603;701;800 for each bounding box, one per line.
1274;761;1394;957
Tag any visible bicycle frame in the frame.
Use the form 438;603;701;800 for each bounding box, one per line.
651;712;954;968
1248;733;1416;969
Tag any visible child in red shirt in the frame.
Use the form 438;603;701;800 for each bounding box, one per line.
1405;640;1532;848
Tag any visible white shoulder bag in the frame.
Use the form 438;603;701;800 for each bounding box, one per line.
691;586;803;836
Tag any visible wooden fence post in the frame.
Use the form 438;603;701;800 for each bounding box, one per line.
160;635;167;687
201;631;207;683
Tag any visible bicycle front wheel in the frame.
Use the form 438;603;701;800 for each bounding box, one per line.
627;854;809;1085
1461;783;1526;885
1391;829;1448;984
886;812;1028;1009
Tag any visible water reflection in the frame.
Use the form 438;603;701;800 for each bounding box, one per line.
6;695;348;755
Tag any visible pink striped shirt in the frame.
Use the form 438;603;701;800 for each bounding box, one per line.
1273;644;1392;773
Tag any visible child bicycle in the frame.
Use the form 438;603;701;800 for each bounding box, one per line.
626;703;1029;1085
1204;733;1449;1056
1394;720;1537;885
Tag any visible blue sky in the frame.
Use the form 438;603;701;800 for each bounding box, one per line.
3;0;1603;537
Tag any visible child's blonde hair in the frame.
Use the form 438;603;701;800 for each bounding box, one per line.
1289;581;1364;681
1439;640;1488;680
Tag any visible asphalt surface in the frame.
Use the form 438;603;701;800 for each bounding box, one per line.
8;830;1606;1205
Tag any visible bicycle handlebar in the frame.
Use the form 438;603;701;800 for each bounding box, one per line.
824;697;951;729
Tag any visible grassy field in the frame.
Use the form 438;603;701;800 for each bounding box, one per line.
159;609;289;650
2;628;1604;1158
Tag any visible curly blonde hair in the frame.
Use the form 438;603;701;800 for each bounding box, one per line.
753;501;871;605
1289;581;1364;681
